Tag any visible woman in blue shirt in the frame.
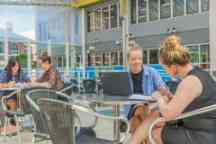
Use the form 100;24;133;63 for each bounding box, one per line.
0;57;30;111
126;44;168;132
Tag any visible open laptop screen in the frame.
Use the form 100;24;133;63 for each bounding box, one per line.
100;72;132;96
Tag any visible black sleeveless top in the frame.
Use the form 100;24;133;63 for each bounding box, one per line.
182;67;216;130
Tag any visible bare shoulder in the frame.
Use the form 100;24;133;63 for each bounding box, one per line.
177;75;203;98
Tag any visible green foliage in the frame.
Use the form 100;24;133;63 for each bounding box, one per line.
16;54;27;67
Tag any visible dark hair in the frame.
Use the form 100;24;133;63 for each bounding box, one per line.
40;52;51;64
5;57;21;81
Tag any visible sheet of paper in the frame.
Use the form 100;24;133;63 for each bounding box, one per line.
129;94;155;101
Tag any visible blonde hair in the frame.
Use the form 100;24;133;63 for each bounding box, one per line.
160;35;191;66
127;41;143;58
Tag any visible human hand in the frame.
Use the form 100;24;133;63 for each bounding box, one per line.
152;91;169;105
8;81;16;88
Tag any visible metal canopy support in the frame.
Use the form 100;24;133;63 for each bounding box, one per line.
0;0;72;7
81;8;86;79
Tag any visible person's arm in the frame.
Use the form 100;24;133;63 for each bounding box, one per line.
47;70;58;88
0;71;15;88
156;75;202;121
30;81;51;88
152;68;173;99
21;72;31;82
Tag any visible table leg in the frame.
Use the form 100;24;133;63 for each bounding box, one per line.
72;109;76;144
113;104;120;144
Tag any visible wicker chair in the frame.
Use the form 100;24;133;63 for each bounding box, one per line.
25;88;79;143
38;98;130;144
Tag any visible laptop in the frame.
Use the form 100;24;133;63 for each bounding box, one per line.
100;72;132;97
100;72;155;102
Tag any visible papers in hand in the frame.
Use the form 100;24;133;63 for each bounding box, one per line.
129;94;155;101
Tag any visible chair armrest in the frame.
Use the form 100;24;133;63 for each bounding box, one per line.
149;104;216;144
72;104;130;143
6;110;25;117
60;84;75;93
1;90;19;110
25;91;40;112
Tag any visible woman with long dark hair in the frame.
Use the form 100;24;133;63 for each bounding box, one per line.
0;57;30;111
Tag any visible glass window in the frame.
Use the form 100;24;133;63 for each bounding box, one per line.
95;8;102;31
131;0;137;24
96;53;102;66
149;0;159;21
111;4;118;28
200;44;210;69
138;0;147;23
186;0;199;15
0;42;3;53
143;50;148;64
75;15;80;34
149;49;159;64
200;44;209;63
187;45;199;64
201;0;209;12
160;0;171;19
111;51;118;65
173;0;185;17
102;7;109;30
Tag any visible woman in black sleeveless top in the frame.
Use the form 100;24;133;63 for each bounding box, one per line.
131;35;216;144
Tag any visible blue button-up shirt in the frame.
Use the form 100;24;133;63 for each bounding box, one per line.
0;70;30;96
124;65;166;116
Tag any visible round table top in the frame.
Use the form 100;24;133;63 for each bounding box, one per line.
72;93;156;105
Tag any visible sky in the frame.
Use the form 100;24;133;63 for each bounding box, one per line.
0;6;35;40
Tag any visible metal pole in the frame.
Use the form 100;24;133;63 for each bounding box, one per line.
121;0;129;68
209;0;216;76
47;40;52;57
81;8;86;79
64;9;71;76
4;27;9;66
27;43;32;76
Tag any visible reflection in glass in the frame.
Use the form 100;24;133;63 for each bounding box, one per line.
138;0;147;23
187;45;199;64
102;7;109;30
149;0;159;21
95;8;102;31
186;0;199;15
160;0;171;19
131;0;137;24
150;49;159;64
201;0;209;12
111;5;118;28
173;0;184;17
143;50;148;64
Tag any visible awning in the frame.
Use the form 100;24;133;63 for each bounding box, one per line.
72;0;103;8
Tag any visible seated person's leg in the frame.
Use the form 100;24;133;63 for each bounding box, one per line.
7;96;17;111
130;104;150;133
131;111;159;144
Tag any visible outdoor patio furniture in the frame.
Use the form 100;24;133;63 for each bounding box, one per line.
82;79;96;94
0;89;25;144
38;97;130;144
25;89;80;143
149;104;216;144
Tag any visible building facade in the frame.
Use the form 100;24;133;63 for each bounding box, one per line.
35;1;82;70
0;28;32;67
84;0;210;71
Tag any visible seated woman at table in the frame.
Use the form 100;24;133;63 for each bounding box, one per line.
131;35;216;144
126;42;169;133
31;53;64;90
0;57;30;111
